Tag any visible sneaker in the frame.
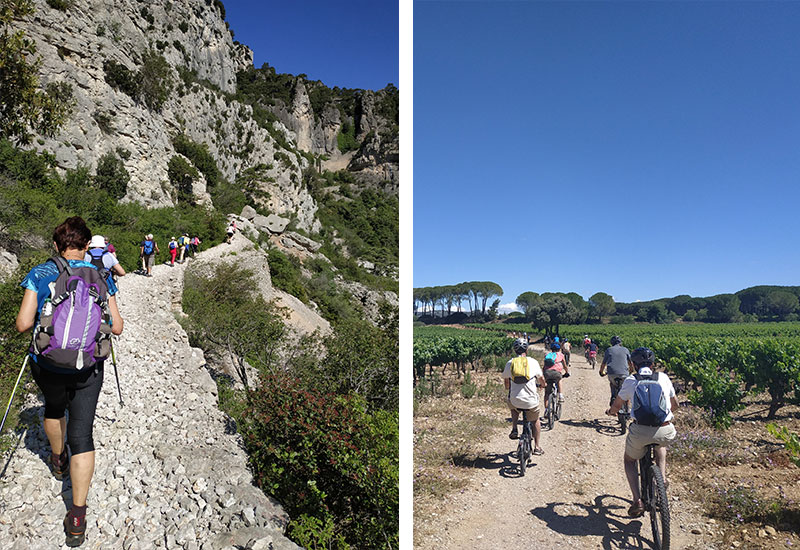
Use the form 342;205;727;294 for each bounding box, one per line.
558;394;565;403
64;510;86;547
627;500;645;518
509;427;519;440
51;448;69;480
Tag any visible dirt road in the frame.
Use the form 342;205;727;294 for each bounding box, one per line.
415;346;720;550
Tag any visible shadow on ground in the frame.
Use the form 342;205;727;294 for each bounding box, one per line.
530;494;659;550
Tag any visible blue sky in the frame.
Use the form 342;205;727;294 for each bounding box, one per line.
413;0;800;309
224;0;398;90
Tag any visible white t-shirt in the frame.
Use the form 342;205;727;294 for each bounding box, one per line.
501;356;543;410
84;249;119;270
617;367;676;423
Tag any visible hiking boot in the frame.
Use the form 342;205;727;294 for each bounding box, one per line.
64;510;86;547
51;448;69;480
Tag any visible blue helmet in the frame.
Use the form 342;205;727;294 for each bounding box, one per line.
550;343;561;351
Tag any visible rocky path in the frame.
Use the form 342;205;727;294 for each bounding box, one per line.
0;241;299;550
417;348;721;550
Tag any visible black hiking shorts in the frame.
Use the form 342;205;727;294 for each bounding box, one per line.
31;359;104;455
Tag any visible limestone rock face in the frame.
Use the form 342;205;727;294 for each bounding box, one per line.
15;0;319;231
336;278;398;326
0;248;19;282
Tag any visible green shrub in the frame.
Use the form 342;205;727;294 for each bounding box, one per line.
94;151;129;200
178;21;189;33
45;0;73;10
103;60;139;98
336;121;358;153
241;375;398;550
266;248;308;303
172;134;221;188
461;371;477;398
167;155;199;204
138;50;172;112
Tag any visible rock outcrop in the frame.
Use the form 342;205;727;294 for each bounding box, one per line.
15;0;319;231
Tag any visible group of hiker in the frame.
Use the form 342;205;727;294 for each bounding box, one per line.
6;216;222;546
139;233;202;276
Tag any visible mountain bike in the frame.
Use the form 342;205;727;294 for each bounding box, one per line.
640;443;670;550
516;411;533;476
610;376;630;434
543;375;562;430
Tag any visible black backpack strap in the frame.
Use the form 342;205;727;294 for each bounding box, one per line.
49;256;73;276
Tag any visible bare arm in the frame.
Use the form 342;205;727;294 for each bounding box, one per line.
112;263;126;277
108;295;124;335
16;289;38;333
606;396;625;416
671;395;679;411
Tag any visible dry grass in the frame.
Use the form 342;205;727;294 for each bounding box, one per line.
413;369;508;544
669;393;800;547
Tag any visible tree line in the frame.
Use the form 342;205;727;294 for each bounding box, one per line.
413;281;503;319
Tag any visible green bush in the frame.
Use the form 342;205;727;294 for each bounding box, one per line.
266;248;308;303
336;121;358;153
103;60;139;98
94;151;129;200
45;0;73;10
138;50;172;112
167;155;199;204
172;134;221;188
241;375;398;550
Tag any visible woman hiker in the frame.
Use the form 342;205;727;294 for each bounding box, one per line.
16;216;124;547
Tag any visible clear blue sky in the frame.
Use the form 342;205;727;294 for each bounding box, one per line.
223;0;398;91
413;0;800;309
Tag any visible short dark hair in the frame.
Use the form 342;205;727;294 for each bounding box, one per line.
53;216;91;253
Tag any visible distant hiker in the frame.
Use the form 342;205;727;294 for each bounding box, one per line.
226;221;236;244
15;216;124;548
140;234;159;277
178;233;190;263
190;235;201;256
168;237;179;266
85;234;126;279
104;238;116;257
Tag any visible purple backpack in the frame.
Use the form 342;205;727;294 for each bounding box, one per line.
32;257;112;370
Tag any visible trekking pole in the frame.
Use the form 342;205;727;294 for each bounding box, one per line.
0;356;29;435
110;340;123;406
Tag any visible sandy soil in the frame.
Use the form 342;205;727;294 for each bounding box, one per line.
415;346;721;550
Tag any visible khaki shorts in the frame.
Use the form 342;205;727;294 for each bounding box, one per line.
144;253;155;268
507;399;541;421
625;422;677;460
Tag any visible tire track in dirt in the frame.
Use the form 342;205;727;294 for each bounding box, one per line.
415;346;720;550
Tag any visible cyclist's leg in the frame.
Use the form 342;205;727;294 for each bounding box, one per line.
625;424;651;513
652;424;676;485
508;403;520;438
526;406;543;453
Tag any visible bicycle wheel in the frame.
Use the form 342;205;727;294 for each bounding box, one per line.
619;413;628;434
647;464;670;550
547;391;556;430
555;394;562;421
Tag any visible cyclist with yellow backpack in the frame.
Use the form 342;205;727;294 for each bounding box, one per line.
501;338;545;455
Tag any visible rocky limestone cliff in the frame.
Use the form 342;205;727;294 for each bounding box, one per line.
15;0;319;230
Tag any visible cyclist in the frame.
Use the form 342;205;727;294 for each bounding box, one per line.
542;342;569;410
606;347;679;518
599;335;632;405
587;339;598;368
562;338;571;367
501;338;545;456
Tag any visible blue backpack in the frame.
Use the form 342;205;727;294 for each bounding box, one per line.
632;372;669;426
143;240;155;255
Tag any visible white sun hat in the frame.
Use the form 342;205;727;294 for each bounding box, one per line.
89;235;106;248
